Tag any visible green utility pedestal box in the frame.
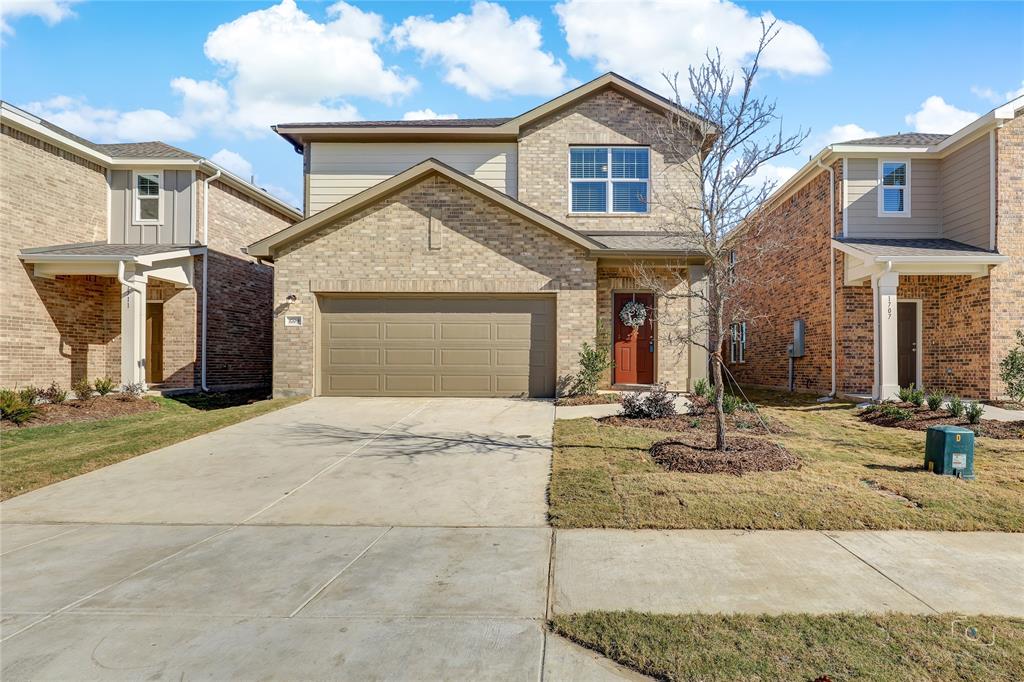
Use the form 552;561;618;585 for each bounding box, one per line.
924;425;975;480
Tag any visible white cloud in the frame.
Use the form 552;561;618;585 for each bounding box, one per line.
260;182;301;208
204;0;415;134
210;149;254;179
742;162;799;194
392;1;575;99
22;96;195;142
555;0;829;93
402;109;459;120
971;81;1024;104
0;0;80;36
904;96;978;134
805;123;880;151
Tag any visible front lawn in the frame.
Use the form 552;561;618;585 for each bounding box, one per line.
1;390;305;500
553;611;1024;682
549;391;1024;530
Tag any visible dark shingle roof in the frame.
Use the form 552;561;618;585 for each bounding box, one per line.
582;231;699;253
21;242;198;257
275;117;513;129
835;238;997;258
840;133;950;147
96;142;198;159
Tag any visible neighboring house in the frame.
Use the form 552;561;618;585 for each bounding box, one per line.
250;73;712;398
0;102;302;392
724;98;1023;401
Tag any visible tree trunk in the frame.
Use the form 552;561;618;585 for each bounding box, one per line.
711;352;727;450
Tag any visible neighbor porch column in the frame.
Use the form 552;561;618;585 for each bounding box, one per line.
687;265;709;391
872;270;900;400
120;268;148;388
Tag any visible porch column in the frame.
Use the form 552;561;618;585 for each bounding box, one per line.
687;265;709;390
120;268;148;388
872;270;900;400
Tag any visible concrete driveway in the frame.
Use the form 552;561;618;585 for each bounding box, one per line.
1;398;637;680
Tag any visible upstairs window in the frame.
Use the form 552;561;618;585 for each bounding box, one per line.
570;146;649;213
729;322;747;363
133;171;162;224
879;160;909;216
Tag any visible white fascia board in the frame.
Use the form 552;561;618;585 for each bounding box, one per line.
1;108;111;165
874;254;1009;264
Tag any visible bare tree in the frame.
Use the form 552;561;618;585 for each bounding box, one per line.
634;20;807;450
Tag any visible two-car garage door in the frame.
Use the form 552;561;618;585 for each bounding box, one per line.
319;296;556;398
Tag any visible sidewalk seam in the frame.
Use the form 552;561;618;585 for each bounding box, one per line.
820;531;940;614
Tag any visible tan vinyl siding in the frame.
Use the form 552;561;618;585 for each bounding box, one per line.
845;157;941;238
109;169;194;245
308;142;516;214
941;135;991;248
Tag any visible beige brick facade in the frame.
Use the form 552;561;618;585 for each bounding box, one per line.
518;89;700;233
272;174;597;397
1;124;295;392
0;124;117;388
991;113;1024;398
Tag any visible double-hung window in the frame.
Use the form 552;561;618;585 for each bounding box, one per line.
133;171;162;224
878;160;909;216
569;146;649;213
729;322;747;363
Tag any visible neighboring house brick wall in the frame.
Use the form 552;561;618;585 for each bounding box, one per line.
0;124;119;387
518;88;700;232
272;174;596;397
991;114;1024;399
725;163;841;394
197;174;295;389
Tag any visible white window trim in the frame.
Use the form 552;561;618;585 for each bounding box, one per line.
730;322;746;363
568;146;651;215
877;159;911;218
133;170;163;225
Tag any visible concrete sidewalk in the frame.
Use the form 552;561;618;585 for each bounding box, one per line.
553;529;1024;617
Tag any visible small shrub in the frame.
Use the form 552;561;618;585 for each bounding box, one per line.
861;404;879;414
94;376;115;396
998;329;1024;404
907;385;925;408
573;341;613;396
739;401;757;413
620;383;677;419
926;391;944;411
1;389;39;425
721;393;742;415
693;378;714;401
897;385;914;403
965;401;984;424
689;418;700;428
44;381;68;404
118;382;145;402
18;385;42;406
947;395;965;419
880;404;912;421
72;378;94;401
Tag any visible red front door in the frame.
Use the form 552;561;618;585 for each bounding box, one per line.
613;293;655;385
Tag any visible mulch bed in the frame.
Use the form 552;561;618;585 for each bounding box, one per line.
650;437;801;475
2;396;160;430
555;393;623;407
859;404;1024;440
600;409;789;436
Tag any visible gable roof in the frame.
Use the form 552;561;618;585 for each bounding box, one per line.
273;73;714;148
247;158;606;260
0;101;301;219
840;133;950;147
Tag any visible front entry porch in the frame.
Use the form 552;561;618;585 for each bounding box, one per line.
834;238;1009;400
19;243;204;390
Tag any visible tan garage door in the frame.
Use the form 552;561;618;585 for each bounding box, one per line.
319;296;556;398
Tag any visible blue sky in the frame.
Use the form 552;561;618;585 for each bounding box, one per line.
2;0;1022;208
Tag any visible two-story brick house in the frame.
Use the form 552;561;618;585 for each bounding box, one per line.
724;97;1023;401
1;102;302;392
250;73;713;398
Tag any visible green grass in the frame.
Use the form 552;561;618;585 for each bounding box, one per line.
550;390;1024;530
1;392;305;500
553;611;1024;682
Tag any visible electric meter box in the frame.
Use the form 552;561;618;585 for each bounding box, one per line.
924;425;975;480
790;320;806;357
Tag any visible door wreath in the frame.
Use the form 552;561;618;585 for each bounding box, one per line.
619;300;647;329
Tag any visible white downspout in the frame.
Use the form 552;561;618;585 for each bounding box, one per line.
816;158;837;398
200;163;222;392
